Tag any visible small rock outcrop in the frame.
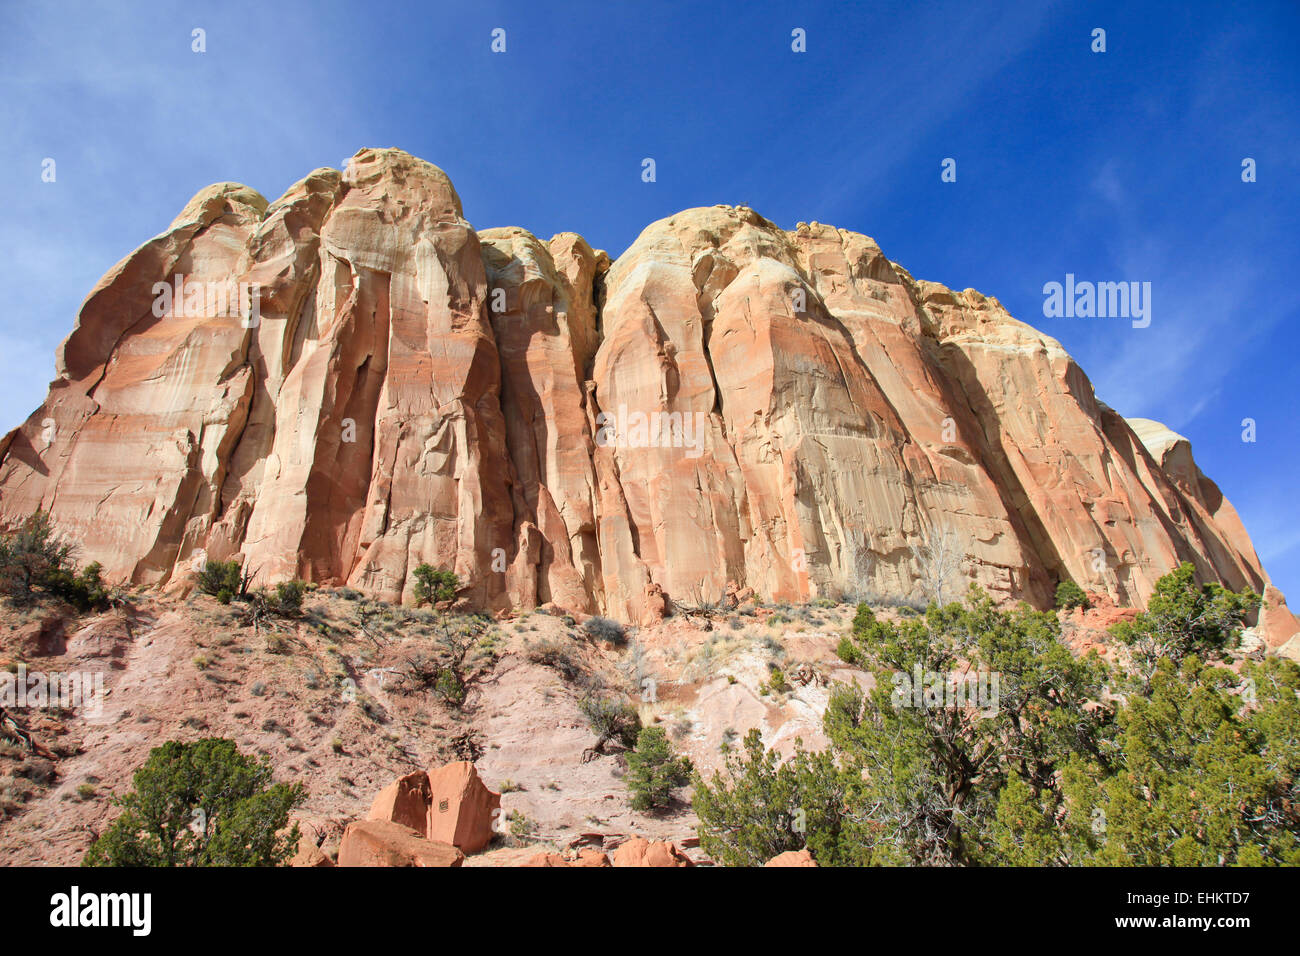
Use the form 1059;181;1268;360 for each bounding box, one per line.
521;849;611;867
764;849;818;867
426;761;501;853
337;820;463;867
610;836;694;867
289;821;335;868
363;761;500;856
1259;584;1300;661
366;770;433;836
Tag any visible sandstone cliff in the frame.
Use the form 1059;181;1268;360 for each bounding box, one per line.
0;148;1272;622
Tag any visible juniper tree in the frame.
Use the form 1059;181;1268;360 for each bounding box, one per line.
83;738;305;867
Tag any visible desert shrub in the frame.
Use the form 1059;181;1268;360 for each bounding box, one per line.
579;695;641;751
83;738;305;867
626;726;693;811
234;581;308;634
1055;654;1300;866
272;581;306;616
198;560;244;599
1055;579;1089;610
526;640;583;681
0;511;72;604
505;810;537;845
43;560;109;611
411;564;458;606
693;729;849;867
835;635;861;666
0;512;109;610
759;667;791;696
583;615;626;645
402;615;497;708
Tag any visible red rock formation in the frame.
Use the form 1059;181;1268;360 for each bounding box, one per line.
1259;584;1300;657
0;148;1281;624
337;820;463;867
521;849;611;867
290;821;335;867
359;761;500;855
610;836;694;867
366;769;432;836
479;227;604;613
764;849;817;867
425;760;500;854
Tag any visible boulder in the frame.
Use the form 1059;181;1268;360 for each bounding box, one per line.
366;770;432;836
289;822;334;868
764;849;817;867
610;836;693;867
426;761;501;854
521;849;611;867
337;820;463;867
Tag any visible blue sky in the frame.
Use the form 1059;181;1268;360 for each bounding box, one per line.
1;0;1296;595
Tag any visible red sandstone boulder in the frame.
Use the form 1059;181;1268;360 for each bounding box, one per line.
337;820;463;867
426;761;501;854
764;849;817;867
611;836;693;867
288;819;335;868
366;769;433;836
521;849;611;867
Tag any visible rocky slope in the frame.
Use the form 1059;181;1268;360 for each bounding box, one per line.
0;147;1276;623
2;580;1285;866
0;589;862;865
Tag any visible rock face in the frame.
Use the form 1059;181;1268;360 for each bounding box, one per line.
1258;584;1300;658
0;148;1280;620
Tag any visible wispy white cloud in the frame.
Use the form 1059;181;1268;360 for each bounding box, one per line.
0;1;366;431
801;2;1062;213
